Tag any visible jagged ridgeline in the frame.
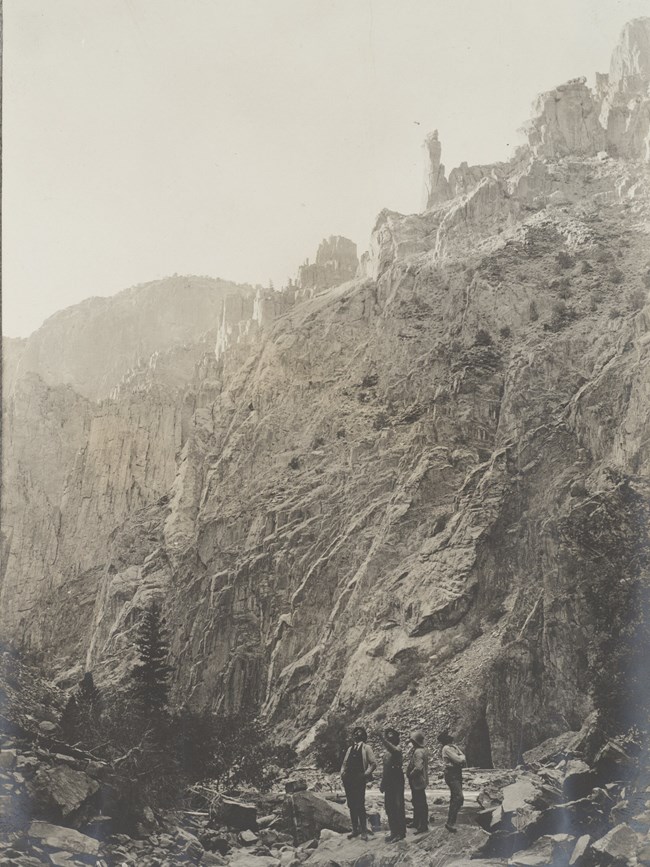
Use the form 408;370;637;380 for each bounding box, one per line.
3;18;650;767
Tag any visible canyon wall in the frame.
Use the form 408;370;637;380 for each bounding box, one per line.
2;20;650;765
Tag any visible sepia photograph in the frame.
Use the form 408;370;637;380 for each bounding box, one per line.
2;1;650;864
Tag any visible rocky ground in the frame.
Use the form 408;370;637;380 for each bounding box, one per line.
2;702;650;867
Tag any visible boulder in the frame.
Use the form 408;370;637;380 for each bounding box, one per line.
30;765;99;820
285;779;308;794
591;823;638;866
175;825;204;860
258;814;279;829
38;721;58;735
0;749;18;770
200;830;231;855
524;787;613;839
638;838;650;865
307;823;489;866
48;855;79;867
319;829;343;842
285;791;351;844
203;854;229;866
501;778;539;814
212;794;257;831
563;760;597;800
594;741;637;783
522;731;580;766
570;834;591;865
477;784;504;811
28;820;100;857
508;834;575;867
240;829;259;845
229;855;280;867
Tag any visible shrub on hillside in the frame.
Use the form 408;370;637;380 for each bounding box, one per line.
474;329;493;347
313;715;350;773
556;251;574;270
610;267;624;285
547;301;577;332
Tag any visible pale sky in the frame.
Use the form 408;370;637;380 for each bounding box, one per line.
4;0;649;337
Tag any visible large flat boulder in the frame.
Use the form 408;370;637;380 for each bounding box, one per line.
28;820;100;857
30;765;99;821
508;834;575;867
522;732;580;767
501;778;539;814
212;794;257;831
306;824;491;866
285;791;351;844
591;823;638;866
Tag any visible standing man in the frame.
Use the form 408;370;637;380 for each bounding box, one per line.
378;727;406;842
341;726;377;841
406;730;429;834
438;731;466;832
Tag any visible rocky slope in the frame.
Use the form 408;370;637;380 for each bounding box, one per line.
2;19;650;768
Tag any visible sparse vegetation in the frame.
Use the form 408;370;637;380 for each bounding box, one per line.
529;300;539;322
373;411;390;430
289;456;301;470
556;251;574;270
547;300;577;332
628;288;646;311
610;266;625;285
499;326;512;339
590;288;605;310
475;328;493;347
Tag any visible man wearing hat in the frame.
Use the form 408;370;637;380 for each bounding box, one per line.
438;731;466;832
340;726;377;840
406;730;429;833
378;727;406;842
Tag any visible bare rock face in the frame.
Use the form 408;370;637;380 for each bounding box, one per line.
526;78;606;159
423;18;650;211
609;17;650;90
10;275;253;401
600;18;650;161
3;21;650;768
298;237;359;294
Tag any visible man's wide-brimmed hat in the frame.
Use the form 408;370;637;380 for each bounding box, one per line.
353;726;368;741
438;730;454;745
410;730;425;747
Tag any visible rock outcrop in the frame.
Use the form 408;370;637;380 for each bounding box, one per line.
2;18;650;771
298;237;358;294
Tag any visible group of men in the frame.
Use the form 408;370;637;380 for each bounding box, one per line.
340;726;465;843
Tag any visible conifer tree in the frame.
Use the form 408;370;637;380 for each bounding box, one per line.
59;672;102;747
78;672;102;724
131;601;173;717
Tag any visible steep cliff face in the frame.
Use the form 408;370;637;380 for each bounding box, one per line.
3;20;650;766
